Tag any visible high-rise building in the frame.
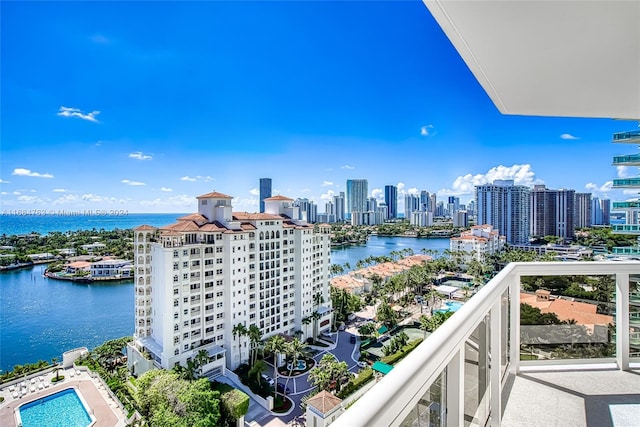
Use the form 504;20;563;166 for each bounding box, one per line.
530;185;576;240
601;199;611;225
453;210;469;227
404;194;420;219
476;180;530;244
259;178;272;213
611;129;640;254
127;191;332;376
367;197;377;213
334;192;345;222
430;194;437;213
294;198;317;223
575;193;592;228
420;191;430;212
384;185;398;219
346;179;368;219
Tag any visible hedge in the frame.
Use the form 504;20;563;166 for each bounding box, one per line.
380;338;423;366
213;383;250;421
336;367;374;399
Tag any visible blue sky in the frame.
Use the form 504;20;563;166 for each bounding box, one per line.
1;1;636;214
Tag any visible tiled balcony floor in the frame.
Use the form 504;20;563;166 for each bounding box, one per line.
502;368;640;427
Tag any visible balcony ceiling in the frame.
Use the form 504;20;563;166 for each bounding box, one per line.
423;1;640;119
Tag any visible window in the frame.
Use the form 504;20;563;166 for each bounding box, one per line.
173;299;179;307
173;250;179;258
174;324;179;331
174;312;179;319
173;288;179;295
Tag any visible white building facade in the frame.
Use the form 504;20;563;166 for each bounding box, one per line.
449;224;506;263
128;192;332;376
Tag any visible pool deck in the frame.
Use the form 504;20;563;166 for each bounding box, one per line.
0;368;128;427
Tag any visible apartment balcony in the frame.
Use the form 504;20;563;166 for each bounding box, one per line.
613;178;640;188
612;201;640;210
612;154;640;166
612;224;640;234
332;262;640;427
612;246;640;255
612;130;640;144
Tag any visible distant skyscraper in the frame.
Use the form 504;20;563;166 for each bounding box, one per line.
420;191;430;212
530;185;575;240
575;193;592;228
367;197;377;212
346;179;368;218
384;185;398;219
430;194;437;213
334;192;345;222
259;178;272;213
405;194;420;219
601;199;611;225
476;180;530;244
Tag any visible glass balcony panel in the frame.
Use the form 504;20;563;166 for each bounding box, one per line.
612;178;640;188
612;130;640;143
520;275;616;361
464;315;490;427
612;224;640;234
399;370;446;427
612;154;640;165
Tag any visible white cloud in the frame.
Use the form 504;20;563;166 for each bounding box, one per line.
57;106;100;122
161;187;173;192
181;175;214;182
249;187;260;196
397;182;405;191
0;192;7;195
139;194;194;208
12;168;54;178
439;164;540;196
17;195;42;203
407;187;419;195
420;125;435;136
52;188;68;193
13;191;21;195
560;133;579;140
121;179;146;186
585;181;613;194
617;166;632;178
371;188;383;201
129;152;153;160
0;179;9;184
322;181;334;187
341;164;355;170
320;189;336;201
90;34;111;44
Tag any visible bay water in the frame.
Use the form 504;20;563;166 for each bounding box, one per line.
0;212;449;372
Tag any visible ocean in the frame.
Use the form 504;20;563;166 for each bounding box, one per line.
0;213;188;236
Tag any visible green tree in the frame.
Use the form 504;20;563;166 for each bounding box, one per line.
232;323;248;367
264;335;286;400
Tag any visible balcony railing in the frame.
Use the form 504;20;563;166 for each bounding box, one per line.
612;130;640;144
332;261;639;427
612;154;640;166
612;201;640;210
613;178;640;188
612;224;640;234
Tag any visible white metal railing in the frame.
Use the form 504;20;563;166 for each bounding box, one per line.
332;261;638;427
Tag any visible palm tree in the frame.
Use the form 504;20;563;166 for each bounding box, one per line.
264;335;286;400
301;316;312;341
52;365;64;382
311;311;321;342
195;349;210;375
232;323;248;367
247;325;262;365
283;338;305;395
419;315;430;339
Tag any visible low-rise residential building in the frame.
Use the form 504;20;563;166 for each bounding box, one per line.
90;259;133;278
449;224;505;263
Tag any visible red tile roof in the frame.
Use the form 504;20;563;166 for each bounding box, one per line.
233;212;283;220
177;213;209;224
264;195;293;201
306;390;342;414
134;225;157;231
196;191;233;199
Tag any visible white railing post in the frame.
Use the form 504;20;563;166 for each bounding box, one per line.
446;348;464;427
490;299;502;427
509;270;521;375
616;272;630;370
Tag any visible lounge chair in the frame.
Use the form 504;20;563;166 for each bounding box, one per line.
12;392;19;399
38;383;44;390
44;381;50;388
69;370;74;378
30;386;36;393
75;369;81;376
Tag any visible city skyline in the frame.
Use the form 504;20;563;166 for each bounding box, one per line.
2;1;638;214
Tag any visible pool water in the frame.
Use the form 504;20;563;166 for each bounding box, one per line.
19;388;92;427
437;301;464;313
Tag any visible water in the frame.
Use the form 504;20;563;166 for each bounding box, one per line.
0;265;133;372
436;301;464;313
0;230;450;372
19;388;92;427
0;213;186;236
330;235;450;268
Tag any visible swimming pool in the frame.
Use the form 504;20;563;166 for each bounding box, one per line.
17;388;94;427
436;301;464;313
